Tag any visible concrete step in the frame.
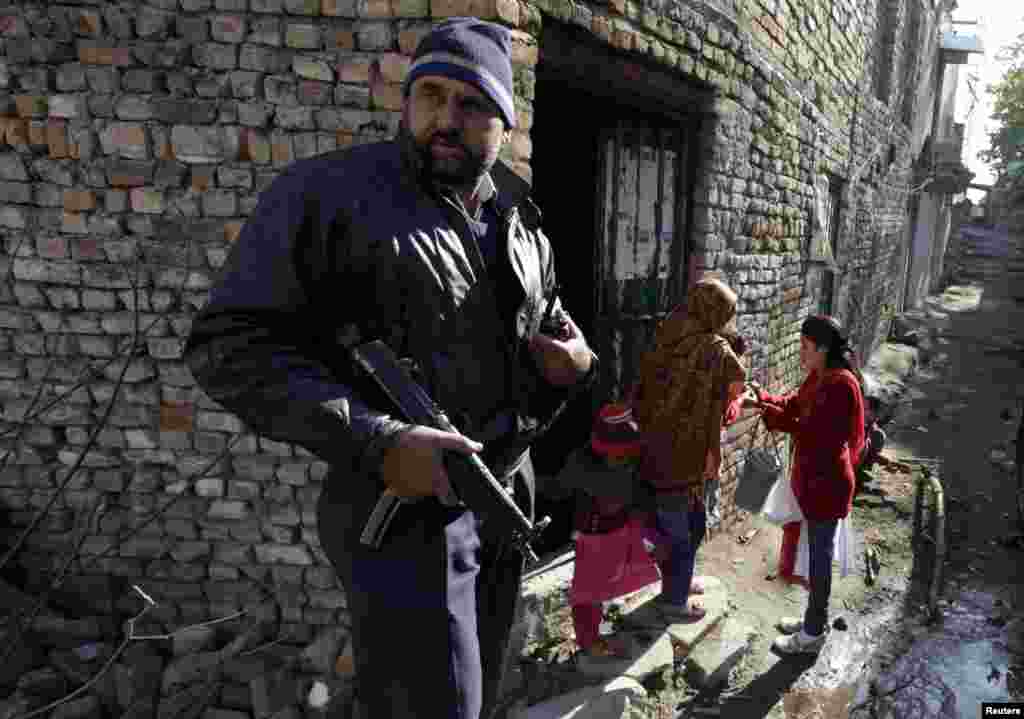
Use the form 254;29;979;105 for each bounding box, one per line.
515;548;737;699
617;576;730;655
508;676;647;719
682;617;758;690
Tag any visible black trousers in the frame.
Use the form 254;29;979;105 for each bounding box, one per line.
317;469;531;719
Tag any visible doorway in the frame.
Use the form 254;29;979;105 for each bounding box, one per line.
526;25;705;555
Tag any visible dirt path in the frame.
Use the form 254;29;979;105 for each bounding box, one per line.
705;224;1024;718
676;224;1024;716
882;225;1024;608
884;228;1019;606
508;226;1024;719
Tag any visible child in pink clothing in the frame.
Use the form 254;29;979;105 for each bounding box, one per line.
560;403;661;660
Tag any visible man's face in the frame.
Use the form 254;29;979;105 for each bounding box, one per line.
403;75;507;188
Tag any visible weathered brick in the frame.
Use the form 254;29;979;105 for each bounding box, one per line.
319;0;352;15
78;44;134;66
190;166;216;192
357;22;393;51
371;81;403;111
115;96;153;121
56;64;88;92
307;589;346;610
107;160;155;187
154;161;188;189
228;71;262;99
137;7;173;38
80;289;116;311
12;258;80;284
34;183;64;208
355;0;386;17
0;181;31;204
393;0;429;16
247;18;282;47
275;106;315;130
175;16;209;44
194;478;225;498
170;541;211;563
130;188;165;214
285;23;320;49
254;543;313;565
252;0;285;12
375;52;410;83
212;15;247;44
181;0;213;9
217;166;253;189
338;55;373;83
122;70;163;94
154;99;218;125
14;95;48;119
170;125;237;164
85;67;120;94
202;190;238;217
99;123;148;160
285;0;322;13
294;56;334;82
208;499;250;521
63;190;96;212
193;42;239;70
240;44;291;73
263;75;296;105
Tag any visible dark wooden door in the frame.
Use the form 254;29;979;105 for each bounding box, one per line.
593;119;695;399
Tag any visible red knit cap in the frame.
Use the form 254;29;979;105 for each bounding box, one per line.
590;403;646;458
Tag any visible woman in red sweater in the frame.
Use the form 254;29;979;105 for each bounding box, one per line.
747;315;865;655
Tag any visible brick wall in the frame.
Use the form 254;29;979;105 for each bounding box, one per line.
0;0;945;624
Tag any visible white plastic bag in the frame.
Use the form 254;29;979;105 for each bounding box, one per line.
794;518;854;581
760;477;804;525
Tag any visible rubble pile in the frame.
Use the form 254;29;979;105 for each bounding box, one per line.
0;580;355;719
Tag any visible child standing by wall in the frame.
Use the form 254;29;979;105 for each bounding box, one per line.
559;403;660;664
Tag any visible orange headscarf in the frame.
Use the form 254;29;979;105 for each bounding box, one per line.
634;279;746;499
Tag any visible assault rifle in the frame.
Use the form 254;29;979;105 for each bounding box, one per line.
350;340;551;564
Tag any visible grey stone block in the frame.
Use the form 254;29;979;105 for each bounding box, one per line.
56;64;87;92
194;42;239;70
252;0;284;11
0;181;32;204
240;44;291;74
255;543;313;566
0;153;29;181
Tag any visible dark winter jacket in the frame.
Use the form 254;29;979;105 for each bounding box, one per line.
185;137;586;508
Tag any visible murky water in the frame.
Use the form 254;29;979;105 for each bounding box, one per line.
839;590;1018;719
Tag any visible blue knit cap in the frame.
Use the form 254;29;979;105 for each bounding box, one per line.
404;18;517;128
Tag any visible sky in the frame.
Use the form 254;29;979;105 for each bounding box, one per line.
952;2;1024;201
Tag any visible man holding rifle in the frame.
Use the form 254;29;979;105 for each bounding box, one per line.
185;17;595;719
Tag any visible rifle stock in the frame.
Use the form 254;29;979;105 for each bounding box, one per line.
350;340;549;564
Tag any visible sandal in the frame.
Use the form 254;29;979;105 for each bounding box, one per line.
658;597;707;622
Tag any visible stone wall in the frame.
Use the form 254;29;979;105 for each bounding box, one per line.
0;0;949;627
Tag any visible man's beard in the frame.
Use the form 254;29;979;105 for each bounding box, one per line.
401;124;496;189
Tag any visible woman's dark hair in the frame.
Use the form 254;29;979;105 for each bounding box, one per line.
800;315;864;388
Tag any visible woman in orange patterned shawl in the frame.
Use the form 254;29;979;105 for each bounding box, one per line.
633;278;748;620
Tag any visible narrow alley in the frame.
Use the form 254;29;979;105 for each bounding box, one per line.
715;221;1024;718
509;222;1024;719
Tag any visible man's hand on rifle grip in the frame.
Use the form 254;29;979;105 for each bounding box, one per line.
379;426;483;501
